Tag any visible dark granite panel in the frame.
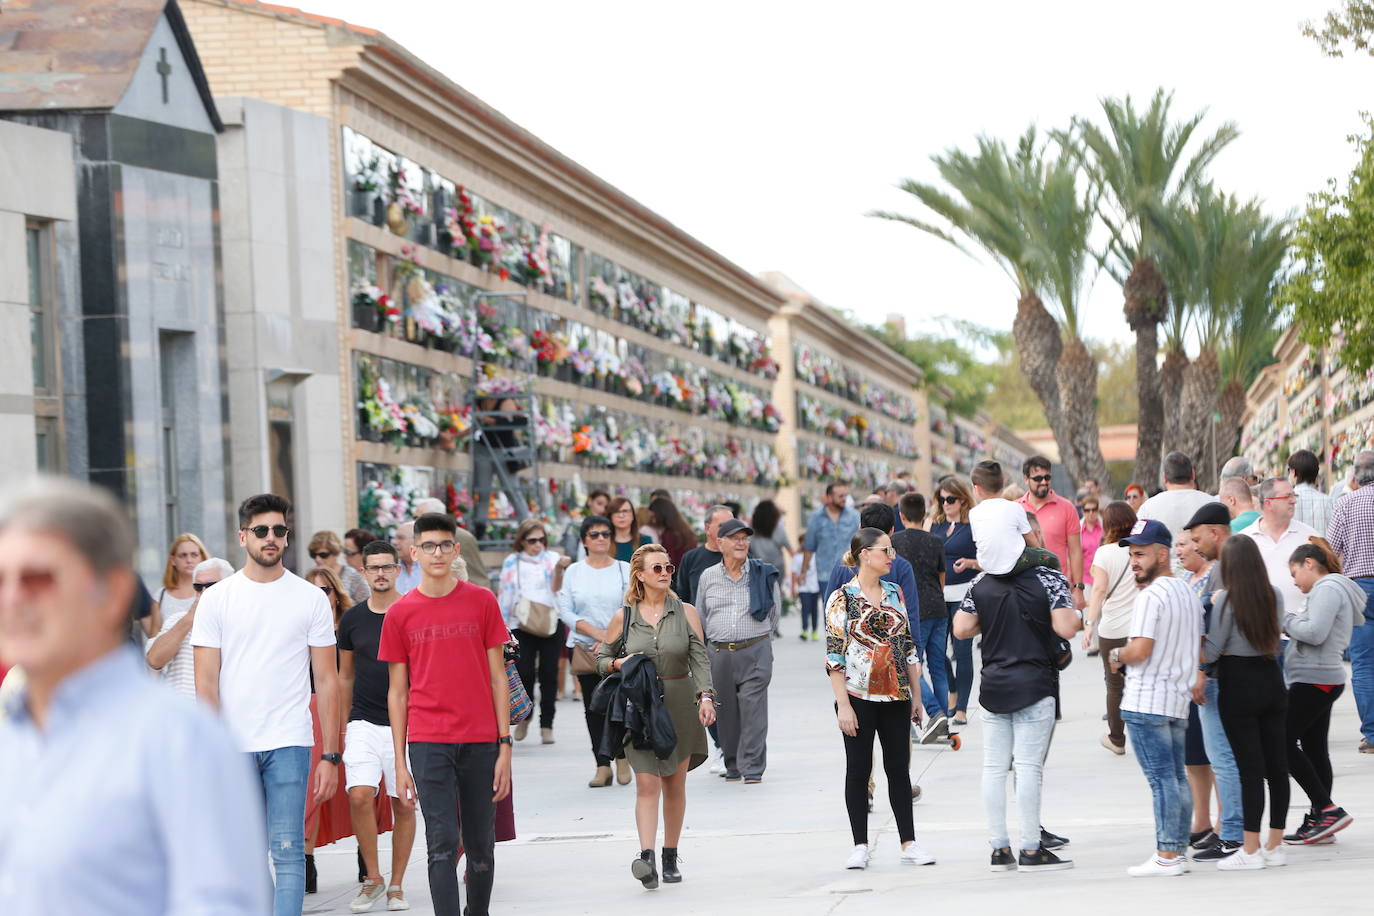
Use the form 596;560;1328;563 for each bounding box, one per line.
108;114;216;179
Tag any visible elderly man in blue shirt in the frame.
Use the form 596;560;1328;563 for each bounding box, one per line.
0;478;266;915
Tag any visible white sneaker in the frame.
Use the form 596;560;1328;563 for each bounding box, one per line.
845;844;871;870
349;881;386;913
386;887;410;911
900;841;937;865
1261;845;1287;867
1126;855;1186;877
708;746;725;775
1216;847;1266;870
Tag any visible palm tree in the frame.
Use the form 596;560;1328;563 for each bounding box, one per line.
1075;89;1239;487
871;128;1108;486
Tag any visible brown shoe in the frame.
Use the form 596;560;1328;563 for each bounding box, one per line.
615;757;632;785
513;721;529;741
540;727;555;745
588;765;613;788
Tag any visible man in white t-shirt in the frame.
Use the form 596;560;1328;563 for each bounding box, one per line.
193;494;340;916
1137;451;1219;576
146;557;232;697
963;460;1034;576
1109;520;1203;878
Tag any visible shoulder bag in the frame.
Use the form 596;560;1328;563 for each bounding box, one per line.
504;634;533;723
589;603;634;710
514;555;558;637
1020;578;1073;671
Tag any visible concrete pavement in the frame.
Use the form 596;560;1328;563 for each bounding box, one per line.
308;616;1374;915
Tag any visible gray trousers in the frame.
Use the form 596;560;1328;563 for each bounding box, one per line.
708;639;773;777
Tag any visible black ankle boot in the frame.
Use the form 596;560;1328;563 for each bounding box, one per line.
357;848;367;883
630;848;658;889
305;853;317;894
661;847;681;883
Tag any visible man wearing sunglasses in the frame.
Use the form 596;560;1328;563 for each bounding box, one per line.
1017;456;1086;612
146;557;234;698
0;478;268;914
193;493;341;916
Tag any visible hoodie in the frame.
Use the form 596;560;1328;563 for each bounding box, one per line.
1283;573;1367;686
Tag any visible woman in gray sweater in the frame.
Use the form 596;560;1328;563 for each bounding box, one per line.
1281;540;1364;845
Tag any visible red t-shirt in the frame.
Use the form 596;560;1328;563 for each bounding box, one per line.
1018;490;1082;577
378;580;508;743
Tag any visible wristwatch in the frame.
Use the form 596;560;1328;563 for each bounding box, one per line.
497;735;513;746
321;753;342;765
1072;583;1086;590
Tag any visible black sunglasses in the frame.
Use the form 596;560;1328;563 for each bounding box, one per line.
585;530;612;540
192;581;214;592
939;495;960;505
318;585;334;594
524;536;546;545
1028;474;1052;483
242;525;289;538
310;551;334;560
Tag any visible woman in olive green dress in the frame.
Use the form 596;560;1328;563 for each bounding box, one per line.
598;543;716;889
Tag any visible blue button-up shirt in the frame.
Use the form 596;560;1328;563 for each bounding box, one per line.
0;648;268;914
804;505;860;586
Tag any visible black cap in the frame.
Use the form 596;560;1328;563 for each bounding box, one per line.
1182;502;1230;531
717;519;753;539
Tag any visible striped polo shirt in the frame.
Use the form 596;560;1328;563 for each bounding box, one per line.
1120;576;1204;720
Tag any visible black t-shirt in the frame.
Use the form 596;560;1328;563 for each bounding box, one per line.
891;528;947;620
674;547;722;605
337;600;391;726
959;566;1072;714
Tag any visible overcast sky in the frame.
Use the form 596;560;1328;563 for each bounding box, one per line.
314;0;1368;347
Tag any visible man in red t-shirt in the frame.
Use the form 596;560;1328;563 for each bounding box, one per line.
1017;456;1086;611
380;512;510;916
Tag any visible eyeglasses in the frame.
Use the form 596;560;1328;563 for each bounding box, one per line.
1082;506;1099;513
192;581;215;592
585;530;612;540
649;563;676;575
523;536;546;545
318;585;334;594
863;546;897;558
364;564;398;574
417;540;456;555
939;495;960;505
1264;494;1297;503
310;551;335;560
241;525;289;539
0;567;57;597
1028;475;1052;484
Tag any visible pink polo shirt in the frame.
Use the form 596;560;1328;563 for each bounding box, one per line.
1017;490;1082;579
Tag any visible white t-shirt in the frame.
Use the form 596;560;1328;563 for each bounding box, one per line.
791;551;819;594
1137;489;1219;574
1120;577;1204;720
1090;543;1141;639
189;569;336;752
969;497;1031;575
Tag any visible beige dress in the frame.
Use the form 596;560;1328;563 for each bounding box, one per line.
597;594;713;775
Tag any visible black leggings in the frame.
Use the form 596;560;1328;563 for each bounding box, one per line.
577;672;611;766
515;625;565;729
1287;682;1345;810
1217;655;1290;832
841;696;914;846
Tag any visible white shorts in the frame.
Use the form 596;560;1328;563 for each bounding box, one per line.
344;719;400;797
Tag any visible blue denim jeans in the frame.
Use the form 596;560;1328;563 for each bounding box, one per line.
917;615;951;719
945;601;974;714
1197;676;1243;842
251;745;311;916
982;695;1056;852
1123;710;1191;854
1351;578;1374;743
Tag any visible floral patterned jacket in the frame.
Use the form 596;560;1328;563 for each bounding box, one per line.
825;579;919;702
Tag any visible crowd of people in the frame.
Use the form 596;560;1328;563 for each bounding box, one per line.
0;442;1371;912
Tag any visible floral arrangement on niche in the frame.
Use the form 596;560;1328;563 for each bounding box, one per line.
352;280;399;324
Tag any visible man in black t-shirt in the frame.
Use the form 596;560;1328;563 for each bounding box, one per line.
891;493;948;741
674;504;733;604
338;540;416;911
954;516;1081;874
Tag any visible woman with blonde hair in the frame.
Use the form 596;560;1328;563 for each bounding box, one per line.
498;517;571;742
598;544;714;888
149;533;208;640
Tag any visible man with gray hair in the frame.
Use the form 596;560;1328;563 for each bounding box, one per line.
1239;477;1318;614
881;481;908;531
147;556;234;697
674;503;735;605
1218;456;1259;491
0;478;266;913
1138;451;1218;576
392;520;420;594
1328;450;1374;753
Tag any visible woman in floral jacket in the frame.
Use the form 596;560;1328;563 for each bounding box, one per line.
824;527;936;871
498;518;570;742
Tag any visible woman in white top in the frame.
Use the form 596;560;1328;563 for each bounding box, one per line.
792;530;821;640
1082;501;1138;753
556;514;632;787
498;518;570;742
149;532;208;640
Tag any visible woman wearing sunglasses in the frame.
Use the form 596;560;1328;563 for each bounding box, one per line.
826;527;934;870
498;518;571;743
556;514;633;788
306;530;371;606
932;476;976;724
598;544;714;888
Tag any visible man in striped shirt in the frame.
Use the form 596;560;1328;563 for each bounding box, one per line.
1327;450;1374;753
146;557;233;697
1110;520;1203;877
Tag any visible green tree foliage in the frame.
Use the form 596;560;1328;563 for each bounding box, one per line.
1280;117;1374;373
1304;1;1374;56
865;322;999;417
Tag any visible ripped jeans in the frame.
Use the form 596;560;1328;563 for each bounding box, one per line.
409;741;499;916
250;745;311;916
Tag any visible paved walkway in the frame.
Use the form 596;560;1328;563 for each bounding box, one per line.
308;616;1374;914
